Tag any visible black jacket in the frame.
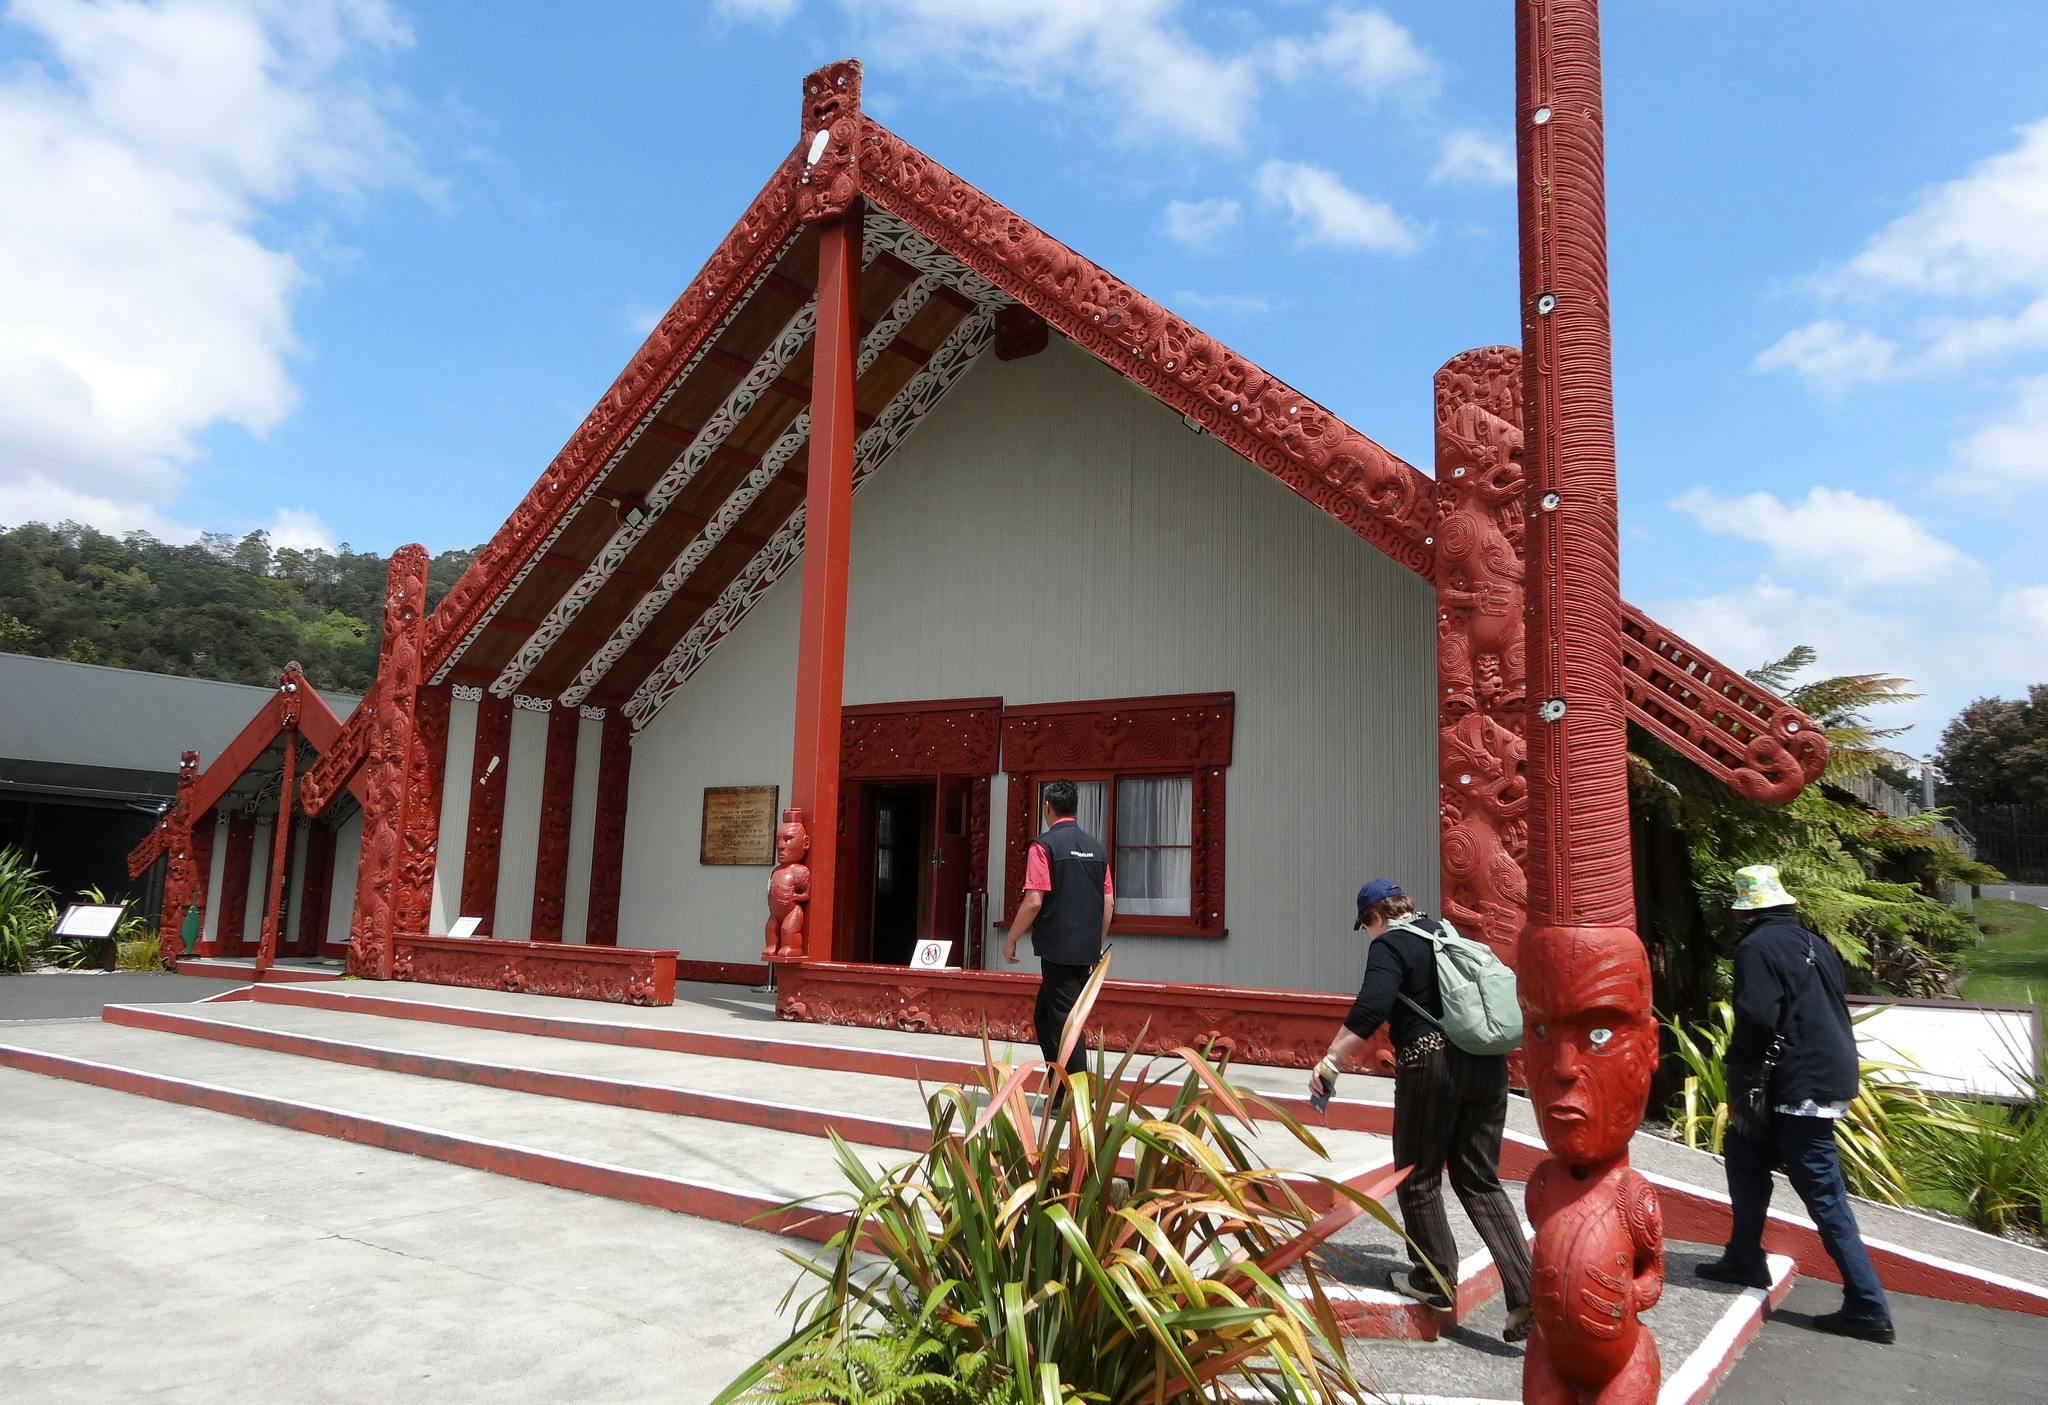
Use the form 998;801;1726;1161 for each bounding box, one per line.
1029;820;1108;966
1343;916;1447;1050
1730;910;1861;1106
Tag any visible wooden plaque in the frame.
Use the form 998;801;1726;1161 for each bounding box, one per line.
700;785;779;865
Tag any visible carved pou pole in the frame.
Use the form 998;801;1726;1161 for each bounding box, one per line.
158;750;202;967
763;807;813;961
1513;2;1665;1398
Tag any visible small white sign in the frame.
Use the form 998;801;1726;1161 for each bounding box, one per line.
448;916;483;939
54;903;125;939
1851;997;2042;1101
909;940;954;971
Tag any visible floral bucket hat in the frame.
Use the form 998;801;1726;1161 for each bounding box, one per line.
1730;864;1797;911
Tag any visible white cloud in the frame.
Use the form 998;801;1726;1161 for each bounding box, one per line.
1950;372;2048;492
0;0;431;537
1169;290;1274;316
1255;159;1420;253
1161;197;1241;251
265;507;337;553
1670;486;1982;592
1267;6;1437;107
1430;129;1514;187
623;302;666;337
845;0;1260;152
1753;320;1898;391
1843;118;2048;300
715;0;800;23
1920;297;2048;371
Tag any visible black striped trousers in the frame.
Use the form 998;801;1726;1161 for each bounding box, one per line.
1391;1038;1532;1308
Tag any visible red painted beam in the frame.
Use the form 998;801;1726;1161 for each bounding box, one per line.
214;813;256;957
397;683;451;937
584;713;632;946
529;705;580;942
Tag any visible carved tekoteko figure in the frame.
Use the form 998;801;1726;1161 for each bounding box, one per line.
763;808;812;960
1521;925;1664;1404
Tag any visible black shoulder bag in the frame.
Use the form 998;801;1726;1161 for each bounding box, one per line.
1726;934;1815;1142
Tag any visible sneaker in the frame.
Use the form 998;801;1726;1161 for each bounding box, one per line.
1811;1310;1895;1344
1503;1305;1534;1343
1385;1268;1452;1312
1693;1258;1772;1289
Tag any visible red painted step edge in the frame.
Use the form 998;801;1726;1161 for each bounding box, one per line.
102;1003;932;1154
174;960;341;984
0;1040;849;1246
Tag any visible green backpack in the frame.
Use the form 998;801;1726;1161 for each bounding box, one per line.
1388;916;1523;1056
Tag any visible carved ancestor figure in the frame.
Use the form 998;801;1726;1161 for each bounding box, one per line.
795;59;861;222
1438;711;1529;959
1520;925;1664;1404
763;808;812;960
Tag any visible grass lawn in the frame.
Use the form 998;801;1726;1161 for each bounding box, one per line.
1961;897;2048;1003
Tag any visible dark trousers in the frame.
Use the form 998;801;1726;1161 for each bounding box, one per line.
1724;1112;1890;1321
1035;960;1091;1078
1391;1040;1532;1309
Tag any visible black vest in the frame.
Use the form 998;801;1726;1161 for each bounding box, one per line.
1031;821;1107;966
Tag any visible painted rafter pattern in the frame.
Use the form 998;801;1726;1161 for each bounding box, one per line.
424;153;805;685
562;254;948;706
623;307;995;728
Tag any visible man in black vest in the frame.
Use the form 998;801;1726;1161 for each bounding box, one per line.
1000;779;1114;1077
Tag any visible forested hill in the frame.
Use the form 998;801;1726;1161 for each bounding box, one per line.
0;522;478;694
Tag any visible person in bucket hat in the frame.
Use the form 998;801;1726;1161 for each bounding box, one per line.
1698;864;1895;1343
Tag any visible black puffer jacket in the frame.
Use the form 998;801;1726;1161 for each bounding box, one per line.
1730;910;1860;1106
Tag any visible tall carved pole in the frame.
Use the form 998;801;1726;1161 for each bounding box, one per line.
1514;4;1665;1401
255;674;302;971
780;58;864;964
348;546;430;980
156;751;201;967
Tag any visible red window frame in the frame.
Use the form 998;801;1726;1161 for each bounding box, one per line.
999;693;1233;939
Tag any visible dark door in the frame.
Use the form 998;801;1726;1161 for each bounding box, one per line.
927;775;971;954
866;783;930;967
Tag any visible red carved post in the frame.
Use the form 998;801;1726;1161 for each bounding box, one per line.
785;60;863;964
157;750;201;966
1435;349;1529;966
460;692;514;934
296;819;335;954
216;813;256;956
190;811;215;955
584;711;632;946
1515;4;1664;1400
348;546;430;980
530;703;580;941
396;682;451;937
255;675;302;971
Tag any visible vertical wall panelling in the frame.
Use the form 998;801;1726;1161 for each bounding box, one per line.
284;814;310;955
529;703;581;941
217;814;256;954
297;821;336;952
491;701;550;942
241;818;271;948
325;811;364;950
584;713;633;946
199;812;227;946
561;711;604;943
433;690;479;931
460;692;514;933
616;340;1438;993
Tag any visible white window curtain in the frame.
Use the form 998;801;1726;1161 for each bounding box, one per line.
1113;776;1192;916
1045;780;1108;839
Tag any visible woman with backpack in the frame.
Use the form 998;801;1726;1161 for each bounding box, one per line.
1308;879;1534;1342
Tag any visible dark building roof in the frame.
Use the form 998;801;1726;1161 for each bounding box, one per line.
0;652;360;808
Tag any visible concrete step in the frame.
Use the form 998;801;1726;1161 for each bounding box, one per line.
1290;1185;1535;1341
1340;1246;1795;1405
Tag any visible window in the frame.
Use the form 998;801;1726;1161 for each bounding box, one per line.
1004;692;1233;938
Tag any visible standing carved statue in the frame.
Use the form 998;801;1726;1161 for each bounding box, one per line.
763;808;813;960
1520;926;1665;1404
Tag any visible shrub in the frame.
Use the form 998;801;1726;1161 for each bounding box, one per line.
724;956;1400;1404
0;847;59;973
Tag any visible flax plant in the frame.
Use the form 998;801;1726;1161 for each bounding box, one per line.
723;954;1406;1404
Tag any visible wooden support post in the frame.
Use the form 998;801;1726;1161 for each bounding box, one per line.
347;546;431;980
255;724;297;971
785;206;861;963
216;814;256;957
1513;4;1665;1400
584;712;632;946
396;682;451;937
530;703;581;942
460;692;515;935
157;751;200;966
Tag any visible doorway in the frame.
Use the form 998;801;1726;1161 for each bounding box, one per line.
851;775;976;967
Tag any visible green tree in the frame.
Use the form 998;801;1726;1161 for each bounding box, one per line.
1936;685;2048;808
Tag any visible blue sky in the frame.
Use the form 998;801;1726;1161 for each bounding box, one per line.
3;1;2045;752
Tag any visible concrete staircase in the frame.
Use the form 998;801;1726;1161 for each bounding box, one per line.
0;980;1881;1403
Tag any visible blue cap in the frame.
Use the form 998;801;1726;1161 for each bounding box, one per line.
1356;879;1404;914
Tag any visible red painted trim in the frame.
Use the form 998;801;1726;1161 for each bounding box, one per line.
584;712;632;947
1658;1262;1796;1405
461;692;514;935
104;1004;928;1153
348;548;431;981
529;704;580;942
215;814;256;957
294;820;336;955
172;959;340;984
396;682;451;937
255;724;296;970
189;811;215;954
391;934;677;1006
789;210;861;962
675;959;772;986
0;1041;849;1247
840;697;1003;779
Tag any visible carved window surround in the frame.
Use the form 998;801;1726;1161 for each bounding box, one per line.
1000;692;1233;939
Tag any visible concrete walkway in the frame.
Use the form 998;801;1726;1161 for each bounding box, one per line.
0;971;245;1023
0;1066;802;1404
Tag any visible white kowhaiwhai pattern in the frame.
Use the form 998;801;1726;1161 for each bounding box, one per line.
559;270;942;707
623;309;995;729
427;230;803;687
